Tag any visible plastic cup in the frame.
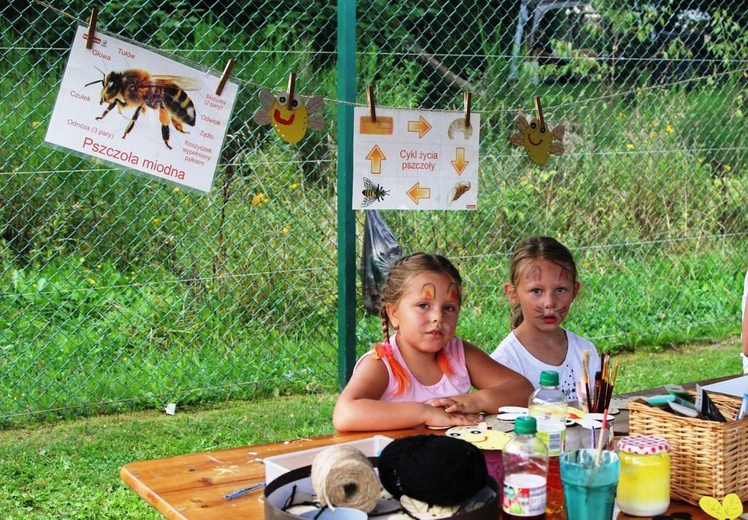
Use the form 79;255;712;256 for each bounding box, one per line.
582;414;615;450
560;449;620;520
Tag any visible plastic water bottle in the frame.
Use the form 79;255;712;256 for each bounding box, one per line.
502;416;549;520
528;370;568;516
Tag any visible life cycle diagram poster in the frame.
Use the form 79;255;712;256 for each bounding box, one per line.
353;107;480;210
45;25;238;194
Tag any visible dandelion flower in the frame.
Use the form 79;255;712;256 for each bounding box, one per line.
290;183;298;189
152;218;162;225
666;125;673;133
282;226;290;235
626;143;635;150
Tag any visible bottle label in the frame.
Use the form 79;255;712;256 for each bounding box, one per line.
536;428;566;457
503;473;547;517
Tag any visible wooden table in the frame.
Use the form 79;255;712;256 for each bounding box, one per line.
121;376;742;519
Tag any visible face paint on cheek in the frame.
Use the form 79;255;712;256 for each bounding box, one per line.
447;283;458;302
421;283;435;300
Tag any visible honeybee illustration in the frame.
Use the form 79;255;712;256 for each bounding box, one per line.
86;69;199;150
509;115;565;165
449;181;471;204
253;89;325;144
361;177;390;207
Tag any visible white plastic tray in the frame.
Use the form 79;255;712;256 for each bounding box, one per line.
263;435;393;484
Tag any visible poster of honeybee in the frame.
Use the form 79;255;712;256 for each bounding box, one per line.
45;25;238;194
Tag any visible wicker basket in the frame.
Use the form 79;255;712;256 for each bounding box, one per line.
627;392;748;505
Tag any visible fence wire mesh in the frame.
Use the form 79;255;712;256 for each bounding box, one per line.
1;0;746;424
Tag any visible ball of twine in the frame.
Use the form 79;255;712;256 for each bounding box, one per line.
310;445;381;512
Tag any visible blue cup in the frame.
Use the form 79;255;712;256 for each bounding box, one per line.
560;449;620;520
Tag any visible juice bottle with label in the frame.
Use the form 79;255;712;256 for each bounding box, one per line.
502;416;549;520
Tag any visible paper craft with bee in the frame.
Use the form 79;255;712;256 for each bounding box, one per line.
253;73;325;144
509;96;565;165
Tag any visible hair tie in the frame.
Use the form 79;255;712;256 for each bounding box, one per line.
372;342;393;359
371;342;409;395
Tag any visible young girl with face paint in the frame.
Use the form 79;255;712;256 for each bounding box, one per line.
333;253;533;432
490;237;602;403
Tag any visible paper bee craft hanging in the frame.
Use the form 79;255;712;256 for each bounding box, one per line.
252;73;324;144
509;96;565;165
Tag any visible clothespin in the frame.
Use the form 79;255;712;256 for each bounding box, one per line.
215;58;235;96
464;91;472;129
367;85;377;122
86;7;99;50
286;72;296;110
533;95;545;129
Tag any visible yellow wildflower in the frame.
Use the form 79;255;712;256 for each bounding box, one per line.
626;143;635;150
282;226;290;235
665;125;673;133
651;131;658;138
290;183;298;189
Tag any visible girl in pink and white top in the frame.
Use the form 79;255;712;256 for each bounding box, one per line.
333;253;532;432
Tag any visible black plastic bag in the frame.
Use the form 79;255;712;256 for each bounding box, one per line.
361;210;403;314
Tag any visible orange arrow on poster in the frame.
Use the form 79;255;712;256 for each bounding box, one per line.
451;147;469;175
407;116;432;138
407;182;431;204
366;145;386;174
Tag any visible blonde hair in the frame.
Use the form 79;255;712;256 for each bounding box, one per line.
508;236;579;329
374;253;462;395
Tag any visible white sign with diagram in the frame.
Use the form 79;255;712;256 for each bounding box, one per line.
352;107;480;210
45;25;238;194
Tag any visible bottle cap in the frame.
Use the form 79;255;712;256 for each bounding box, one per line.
539;370;560;386
617;435;671;454
514;415;537;434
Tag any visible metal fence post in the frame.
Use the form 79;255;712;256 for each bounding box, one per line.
336;0;357;391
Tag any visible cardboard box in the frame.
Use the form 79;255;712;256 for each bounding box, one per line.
264;435;393;484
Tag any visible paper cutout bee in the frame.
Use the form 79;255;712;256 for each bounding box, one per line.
509;115;565;165
253;89;324;144
445;424;512;450
699;493;744;520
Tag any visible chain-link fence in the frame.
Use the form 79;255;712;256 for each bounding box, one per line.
1;0;746;425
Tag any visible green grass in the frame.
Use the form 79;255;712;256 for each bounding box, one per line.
0;340;743;519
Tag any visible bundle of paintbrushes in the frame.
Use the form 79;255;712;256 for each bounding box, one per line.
585;352;619;413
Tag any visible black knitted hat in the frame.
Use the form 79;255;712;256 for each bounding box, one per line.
378;434;488;506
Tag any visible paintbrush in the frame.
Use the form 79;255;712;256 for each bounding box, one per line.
582;349;592;412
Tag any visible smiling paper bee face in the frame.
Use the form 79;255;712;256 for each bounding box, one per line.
253;89;325;144
509;115;565;165
446;425;512;450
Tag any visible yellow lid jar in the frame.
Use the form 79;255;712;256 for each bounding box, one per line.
616;435;671;516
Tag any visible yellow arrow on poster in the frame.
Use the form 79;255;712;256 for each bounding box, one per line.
366;145;386;174
451;147;469;175
407;182;431;204
407;116;432;138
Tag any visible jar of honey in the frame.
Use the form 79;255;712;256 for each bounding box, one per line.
616;435;671;516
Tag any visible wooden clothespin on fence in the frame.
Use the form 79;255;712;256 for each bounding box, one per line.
86;7;99;50
286;72;296;109
464;91;472;129
215;58;235;96
367;85;377;123
533;95;546;130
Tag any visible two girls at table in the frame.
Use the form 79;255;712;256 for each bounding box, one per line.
333;237;601;432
